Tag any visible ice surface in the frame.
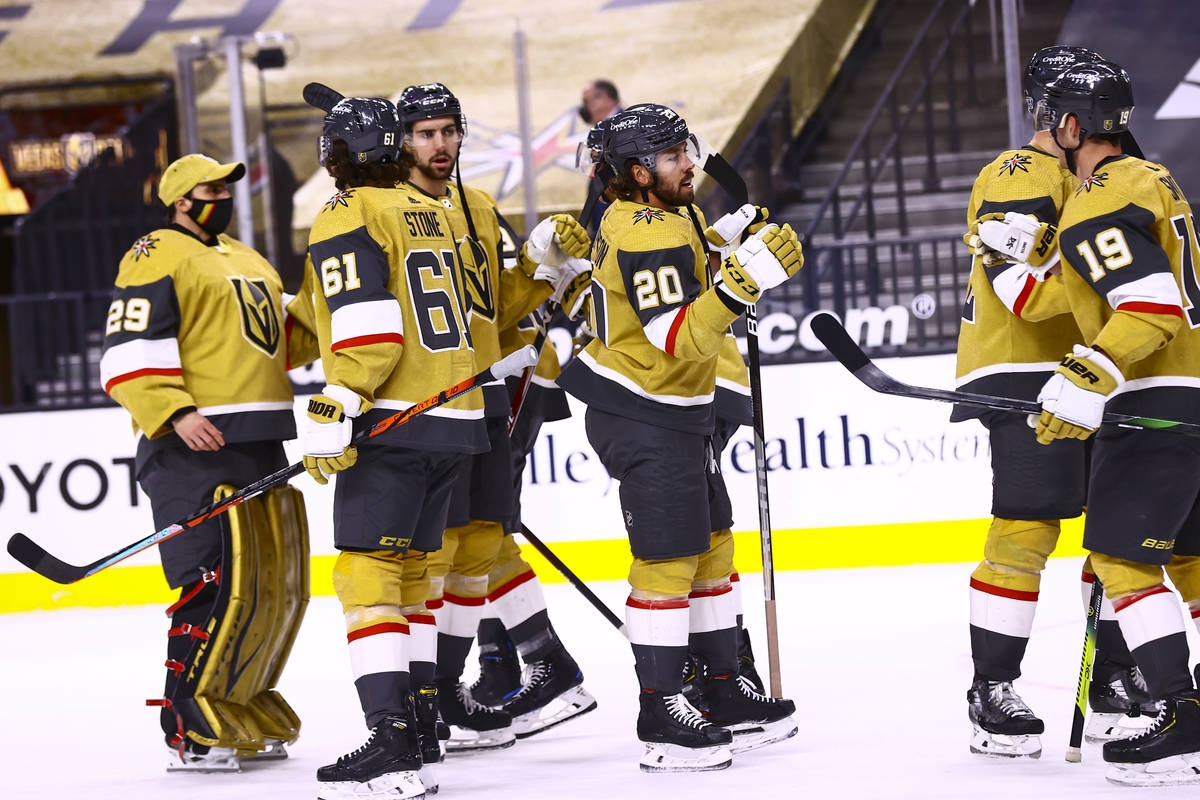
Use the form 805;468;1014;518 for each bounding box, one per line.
2;558;1198;800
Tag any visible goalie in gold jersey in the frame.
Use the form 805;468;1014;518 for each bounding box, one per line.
396;82;596;749
955;46;1153;758
101;154;312;772
1027;60;1200;786
298;88;484;800
558;104;800;772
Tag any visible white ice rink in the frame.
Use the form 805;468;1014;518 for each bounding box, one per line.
4;558;1199;800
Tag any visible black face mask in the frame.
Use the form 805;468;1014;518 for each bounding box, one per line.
186;195;234;236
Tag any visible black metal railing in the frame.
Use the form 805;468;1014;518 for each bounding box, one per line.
1;290;114;411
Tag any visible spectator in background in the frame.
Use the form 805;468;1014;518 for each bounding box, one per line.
579;79;621;124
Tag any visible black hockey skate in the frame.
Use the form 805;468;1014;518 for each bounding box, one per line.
1086;662;1163;743
503;646;597;738
469;631;522;707
681;654;708;713
967;679;1044;758
702;672;797;753
316;716;425;800
637;690;732;772
737;627;766;695
437;680;515;753
1103;690;1200;786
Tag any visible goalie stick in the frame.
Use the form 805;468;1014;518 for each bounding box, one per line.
7;347;538;585
1067;574;1104;762
809;311;1200;436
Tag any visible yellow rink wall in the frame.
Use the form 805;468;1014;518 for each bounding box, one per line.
0;517;1088;613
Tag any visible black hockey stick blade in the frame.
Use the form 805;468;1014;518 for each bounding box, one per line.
700;150;748;206
8;347;537;585
302;82;344;113
809;311;1200;435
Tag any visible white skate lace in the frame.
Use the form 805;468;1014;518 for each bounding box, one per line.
1126;705;1169;741
1129;667;1149;695
338;727;381;764
665;693;709;730
736;674;780;703
457;682;490;714
510;660;551;700
989;682;1035;718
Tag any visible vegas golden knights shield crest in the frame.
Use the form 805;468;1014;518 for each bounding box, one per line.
228;276;280;356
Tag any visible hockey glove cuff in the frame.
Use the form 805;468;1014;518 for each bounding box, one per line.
1035;345;1124;445
557;269;593;320
301;384;361;485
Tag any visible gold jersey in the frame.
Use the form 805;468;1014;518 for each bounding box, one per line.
954;145;1082;419
558;199;740;433
410;181;552;416
1057;154;1200;424
306;184;486;453
100;226;296;445
715;334;751;427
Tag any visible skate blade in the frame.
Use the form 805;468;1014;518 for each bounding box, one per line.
639;742;733;773
1084;711;1157;743
444;724;516;753
243;739;290;761
969;726;1041;759
317;769;426;800
512;685;598;739
420;763;439;795
165;745;240;773
1106;753;1200;787
727;716;798;754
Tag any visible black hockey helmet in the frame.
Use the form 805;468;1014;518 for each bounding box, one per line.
398;82;467;138
602;103;689;175
1036;60;1135;137
304;83;403;166
1023;46;1103;115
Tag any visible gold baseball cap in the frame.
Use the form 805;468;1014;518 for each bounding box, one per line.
158;154;246;205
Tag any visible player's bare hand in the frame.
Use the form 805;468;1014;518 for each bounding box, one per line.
173;411;225;451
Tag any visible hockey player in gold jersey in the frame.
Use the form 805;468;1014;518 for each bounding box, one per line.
100;153;309;771
558;104;800;771
395;81;594;750
1029;59;1200;786
955;47;1154;758
299;88;483;800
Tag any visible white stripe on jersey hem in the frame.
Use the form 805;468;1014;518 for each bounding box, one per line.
531;374;558;389
197;400;294;415
330;298;403;345
715;376;750;396
955;360;1060;388
99;338;182;386
1111;375;1200;396
373;398;484;419
576;350;714;407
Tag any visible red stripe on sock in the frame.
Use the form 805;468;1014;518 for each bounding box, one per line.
1112;584;1172;612
730;572;740;583
969;577;1038;602
407;614;436;626
426;599;444;611
487;569;536;602
625;596;689;610
688;583;733;600
1081;570;1095;584
346;621;409;643
443;592;486;607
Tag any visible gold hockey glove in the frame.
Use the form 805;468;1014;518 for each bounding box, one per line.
977;211;1058;268
301;385;361;485
1035;345;1124;445
715;223;804;305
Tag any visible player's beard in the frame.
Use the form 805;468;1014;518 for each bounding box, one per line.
653;170;695;207
416;146;457;182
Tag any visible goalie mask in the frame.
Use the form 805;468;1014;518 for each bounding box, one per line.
305;86;403;167
399;82;467;140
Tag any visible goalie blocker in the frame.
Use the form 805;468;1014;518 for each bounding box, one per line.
149;484;309;772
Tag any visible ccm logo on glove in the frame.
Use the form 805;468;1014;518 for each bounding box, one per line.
308;397;344;422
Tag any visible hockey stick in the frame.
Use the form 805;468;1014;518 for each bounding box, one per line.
809;311;1200;436
7;347;537;585
519;523;626;635
1067;573;1104;762
694;141;784;698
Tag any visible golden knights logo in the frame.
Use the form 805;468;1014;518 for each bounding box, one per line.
227;276;280;356
1078;172;1108;193
457;236;495;320
323;189;354;211
999;154;1032;176
130;234;158;261
632;208;666;225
